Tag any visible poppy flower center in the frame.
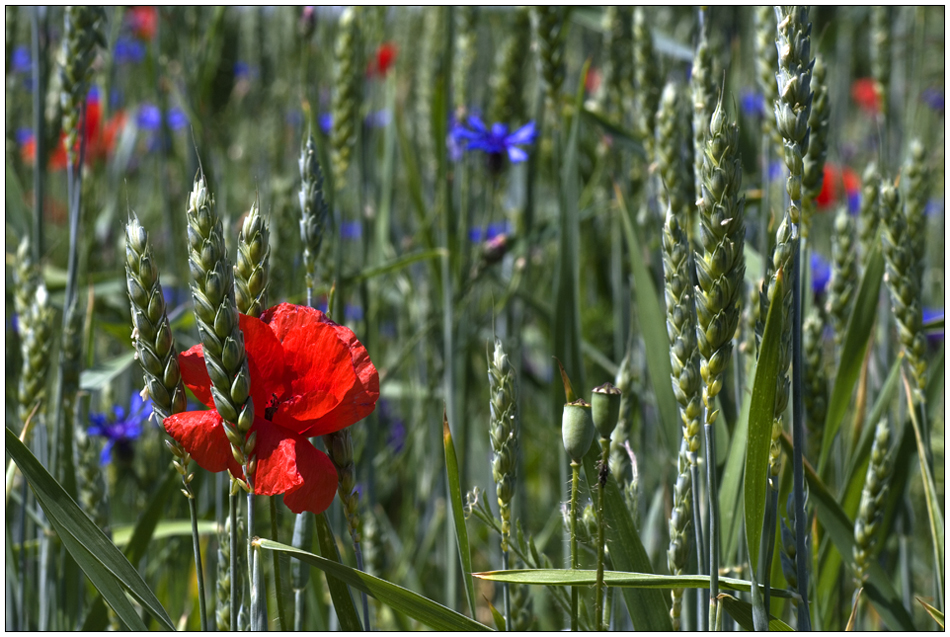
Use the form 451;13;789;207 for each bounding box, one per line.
265;393;281;421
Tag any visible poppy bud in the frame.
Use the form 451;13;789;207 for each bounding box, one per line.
591;383;622;439
562;399;594;463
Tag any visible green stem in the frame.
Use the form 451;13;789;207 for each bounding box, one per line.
704;418;720;630
230;488;238;632
354;542;371;631
690;460;706;631
188;493;209;631
790;234;812;630
30;7;44;262
294;590;305;632
248;490;261;630
594;439;609;630
570;461;580;631
269;498;287;631
502;550;511;631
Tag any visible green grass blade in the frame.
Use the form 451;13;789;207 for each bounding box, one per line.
6;427;175;630
79;351;136;391
579;107;647;159
257;538;492;631
719;594;794;631
779;432;916;631
903;374;945;599
313;512;363;631
614;183;679;457
442;411;477;617
818;246;884;475
918;596;945;629
744;268;785;574
347;249;447;285
581;445;673;630
720;388;751;564
473;568;795;598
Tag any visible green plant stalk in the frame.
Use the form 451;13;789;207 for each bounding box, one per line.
704;415;720;630
190;495;209;631
268;498;289;631
595;438;609;630
248;491;260;629
570;461;580;631
790;240;811;631
502;550;511;631
230;488;238;631
691;459;706;631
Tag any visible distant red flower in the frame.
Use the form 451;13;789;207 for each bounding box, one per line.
164;303;379;514
367;42;397;78
851;78;880;115
585;67;602;95
815;164;861;211
125;6;158;41
21;90;124;170
841;167;859;198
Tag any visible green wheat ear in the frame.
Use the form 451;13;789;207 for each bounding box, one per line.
691;14;717;205
803;306;828;457
533;6;568;112
298;134;330;304
596;6;633;121
826;208;859;349
59;5;105;165
331;6;362;191
633;7;660;161
489;7;531;126
857;162;881;261
234;198;270;319
902;139;931;288
853;418;893;583
870;6;891;118
754;6;782;153
667;441;692;630
801;54;830;238
488;339;518;551
186;171;255;491
452;6;477;114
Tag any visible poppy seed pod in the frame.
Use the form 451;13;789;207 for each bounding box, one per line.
591;383;622;439
562;399;594;463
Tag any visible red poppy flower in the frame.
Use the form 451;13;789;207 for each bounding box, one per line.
815;163;839;208
367;42;397;78
164;303;379;514
851;78;880;115
126;6;158;41
585;67;602;95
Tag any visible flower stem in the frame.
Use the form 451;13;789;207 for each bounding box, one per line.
188;492;209;631
30;7;45;262
230;488;238;632
570;460;580;631
502;550;511;631
790;235;812;630
594;438;609;631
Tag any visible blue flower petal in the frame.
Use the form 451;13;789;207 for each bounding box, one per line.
506;121;537;146
467;114;487;133
507;146;528;163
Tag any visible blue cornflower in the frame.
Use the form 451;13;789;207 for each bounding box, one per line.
16;128;33;146
234;61;254;81
114;37;145;65
486;221;510;240
468;226;485;243
345;304;364;322
137;103;162;130
12;46;31;74
365;109;391;128
925;198;944;218
811;252;831;296
167;107;187;131
923;307;945;345
768;160;784;182
87;392;153;465
740;87;766;118
847;191;861;216
319;112;333;135
450;116;537;170
340;221;362;240
921;87;944;114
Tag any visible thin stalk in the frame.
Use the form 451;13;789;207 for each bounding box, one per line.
189;495;209;631
791;230;812;630
230;488;238;631
690;461;706;631
704;417;720;630
759;136;770;279
247;490;257;629
269;498;287;631
30;7;44;261
762;483;779;618
501;550;511;631
354;543;371;631
294;590;305;631
594;439;609;631
570;461;580;631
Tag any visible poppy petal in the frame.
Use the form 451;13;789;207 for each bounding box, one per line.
237;313;287;412
248;419;305;496
178;344;215;408
282;445;338;515
164;410;244;479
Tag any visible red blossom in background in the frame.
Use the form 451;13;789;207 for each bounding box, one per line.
585;67;602;95
164;303;379;514
851;78;880;115
125;6;158;41
815;163;860;211
367;42;397;78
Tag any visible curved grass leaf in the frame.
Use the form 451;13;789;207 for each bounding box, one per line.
778;431;916;630
473;568;795;598
903;374;945;600
579;108;647;158
6;427;175;631
744;268;785;573
720;384;751;564
78;351;136;392
442;410;477;617
581;445;673;630
313;512;363;631
257;538;491;631
347;249;447;285
918;596;945;629
614;182;679;458
719;593;794;631
818;246;884;475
